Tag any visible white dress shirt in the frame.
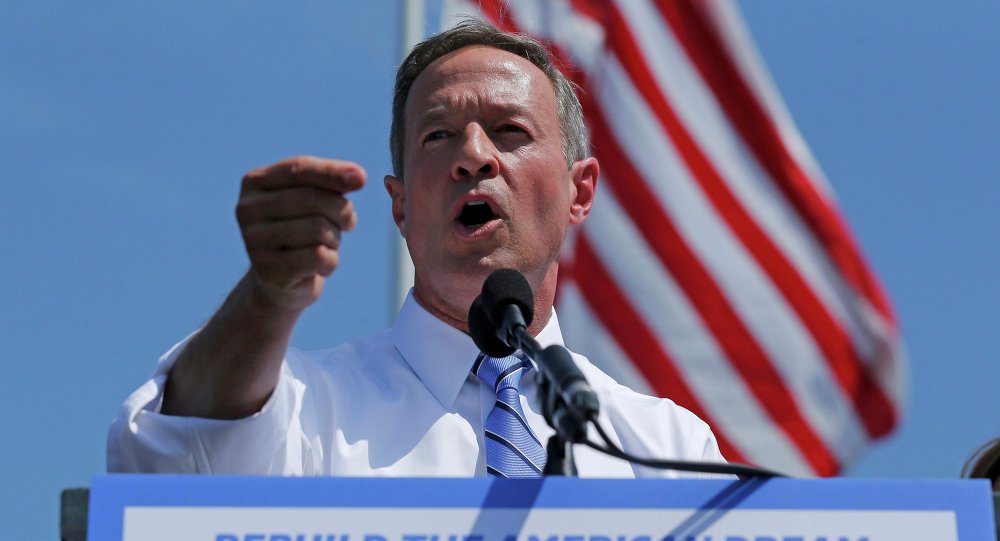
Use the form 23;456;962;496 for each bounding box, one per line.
108;293;727;477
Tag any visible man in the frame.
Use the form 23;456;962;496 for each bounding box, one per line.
108;20;726;477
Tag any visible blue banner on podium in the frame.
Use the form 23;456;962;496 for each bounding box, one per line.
88;476;995;541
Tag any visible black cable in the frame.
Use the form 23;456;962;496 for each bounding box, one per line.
586;416;787;478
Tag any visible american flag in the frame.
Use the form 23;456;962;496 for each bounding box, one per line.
441;0;907;476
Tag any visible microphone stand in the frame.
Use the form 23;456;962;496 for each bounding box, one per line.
535;365;578;476
507;320;593;477
543;434;577;476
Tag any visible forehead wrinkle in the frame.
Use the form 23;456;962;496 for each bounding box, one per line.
405;46;557;141
417;91;536;126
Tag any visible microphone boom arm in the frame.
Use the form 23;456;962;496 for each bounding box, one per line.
501;320;598;444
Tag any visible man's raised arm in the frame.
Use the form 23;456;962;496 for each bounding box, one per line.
160;156;365;419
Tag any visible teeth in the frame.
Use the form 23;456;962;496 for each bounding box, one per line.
467;201;486;206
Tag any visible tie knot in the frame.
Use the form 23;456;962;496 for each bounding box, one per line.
472;353;530;394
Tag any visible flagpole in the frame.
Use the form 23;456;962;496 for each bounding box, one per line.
392;0;424;316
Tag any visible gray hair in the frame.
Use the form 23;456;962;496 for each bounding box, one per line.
390;19;589;179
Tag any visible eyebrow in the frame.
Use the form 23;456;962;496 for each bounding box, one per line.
413;102;535;132
413;108;450;130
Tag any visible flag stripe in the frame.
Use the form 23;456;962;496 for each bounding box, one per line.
695;0;836;202
553;276;655;396
703;1;910;415
578;186;814;474
580;88;838;474
568;233;745;465
597;0;896;439
657;0;898;328
586;48;870;468
610;0;883;372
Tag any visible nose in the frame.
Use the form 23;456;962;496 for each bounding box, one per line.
451;123;499;181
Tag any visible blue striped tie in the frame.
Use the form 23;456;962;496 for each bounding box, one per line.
472;352;547;478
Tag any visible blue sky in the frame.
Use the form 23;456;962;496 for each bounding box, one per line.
1;1;998;538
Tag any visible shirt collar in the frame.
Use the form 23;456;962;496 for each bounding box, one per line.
388;290;566;409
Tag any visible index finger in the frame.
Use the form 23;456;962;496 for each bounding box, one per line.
242;155;367;194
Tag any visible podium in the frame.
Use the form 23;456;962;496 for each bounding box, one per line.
84;476;996;541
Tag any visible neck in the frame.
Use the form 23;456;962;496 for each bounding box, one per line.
411;264;560;339
525;264;559;337
411;285;470;334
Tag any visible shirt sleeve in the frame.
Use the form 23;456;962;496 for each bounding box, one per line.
106;334;317;475
689;417;728;464
682;410;736;480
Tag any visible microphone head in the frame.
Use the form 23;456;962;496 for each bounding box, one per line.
480;269;535;327
468;296;516;357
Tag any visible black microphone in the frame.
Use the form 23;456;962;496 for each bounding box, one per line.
468;297;515;358
474;269;599;441
480;268;534;347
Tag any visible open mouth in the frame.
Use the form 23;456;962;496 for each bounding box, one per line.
456;200;498;229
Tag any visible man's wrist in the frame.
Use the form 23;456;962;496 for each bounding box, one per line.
238;271;311;322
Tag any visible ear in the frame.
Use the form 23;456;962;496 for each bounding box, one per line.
384;175;406;235
567;157;598;225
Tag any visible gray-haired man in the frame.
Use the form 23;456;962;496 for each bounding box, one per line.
109;20;726;477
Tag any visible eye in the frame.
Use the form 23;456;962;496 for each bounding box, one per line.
497;123;526;134
423;130;450;143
